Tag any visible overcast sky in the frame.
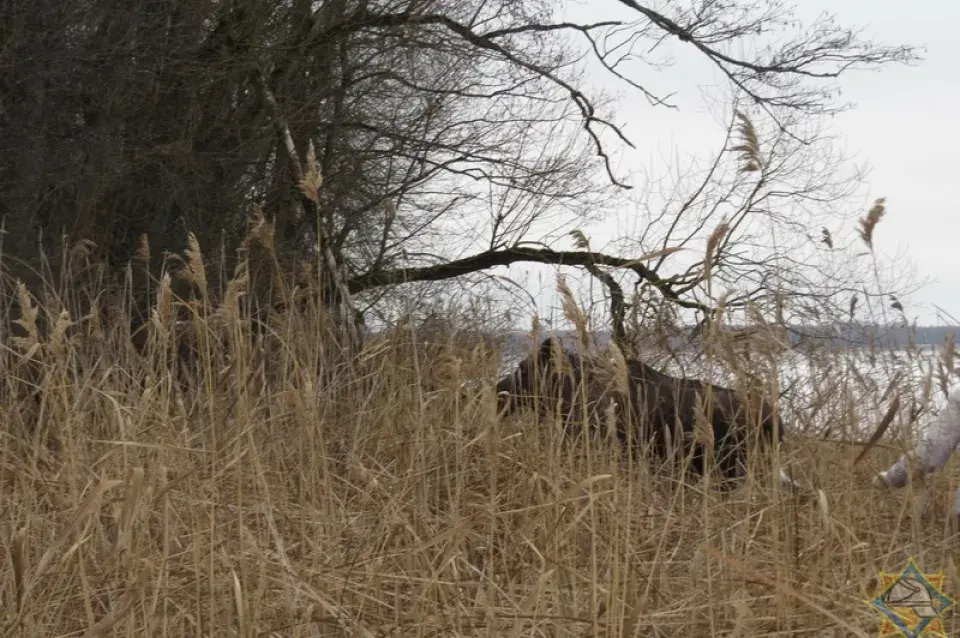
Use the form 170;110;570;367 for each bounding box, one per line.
815;0;960;324
490;0;960;328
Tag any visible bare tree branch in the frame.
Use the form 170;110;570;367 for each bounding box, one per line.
584;262;628;349
346;246;710;312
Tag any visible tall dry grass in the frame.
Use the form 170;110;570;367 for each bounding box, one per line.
2;230;960;637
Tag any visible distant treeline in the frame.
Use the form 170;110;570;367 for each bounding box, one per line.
490;324;960;355
785;324;960;349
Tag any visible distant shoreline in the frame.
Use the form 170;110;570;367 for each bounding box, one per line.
485;325;960;353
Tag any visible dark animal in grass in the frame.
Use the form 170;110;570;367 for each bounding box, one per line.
495;337;800;490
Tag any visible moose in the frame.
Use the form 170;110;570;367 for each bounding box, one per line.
495;336;801;490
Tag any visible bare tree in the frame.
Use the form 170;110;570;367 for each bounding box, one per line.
0;0;921;347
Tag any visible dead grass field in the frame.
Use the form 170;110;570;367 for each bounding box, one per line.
2;275;960;638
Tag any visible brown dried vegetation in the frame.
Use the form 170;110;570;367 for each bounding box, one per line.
1;214;959;637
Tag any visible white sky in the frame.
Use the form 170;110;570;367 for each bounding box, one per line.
488;0;960;328
820;0;960;324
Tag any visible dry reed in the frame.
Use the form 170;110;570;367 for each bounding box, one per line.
0;223;958;638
